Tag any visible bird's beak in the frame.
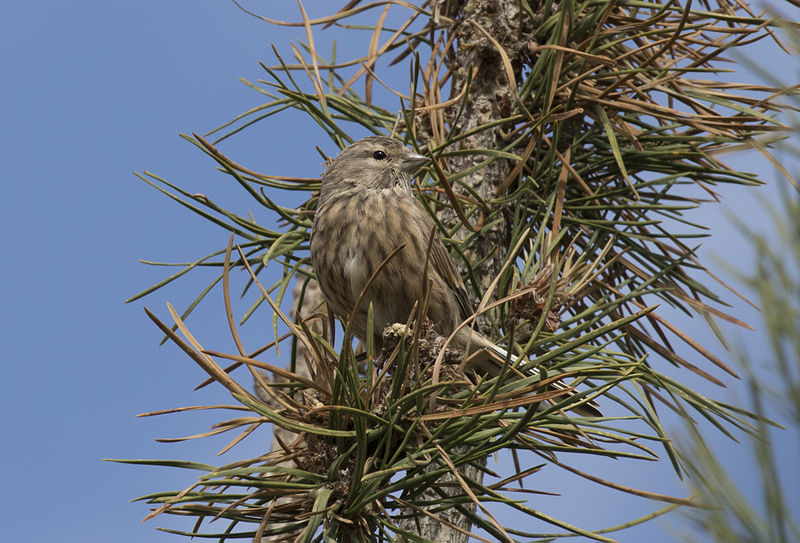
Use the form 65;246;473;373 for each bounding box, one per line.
401;152;430;174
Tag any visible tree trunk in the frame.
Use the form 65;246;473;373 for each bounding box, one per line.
397;2;526;542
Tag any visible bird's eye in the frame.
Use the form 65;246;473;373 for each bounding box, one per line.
372;150;387;160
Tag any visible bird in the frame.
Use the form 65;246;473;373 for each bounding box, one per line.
309;136;598;415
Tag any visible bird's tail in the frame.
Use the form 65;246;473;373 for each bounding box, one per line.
455;328;601;417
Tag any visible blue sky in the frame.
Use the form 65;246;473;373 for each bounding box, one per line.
1;2;797;542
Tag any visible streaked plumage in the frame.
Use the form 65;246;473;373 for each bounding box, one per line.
310;136;598;415
311;137;471;348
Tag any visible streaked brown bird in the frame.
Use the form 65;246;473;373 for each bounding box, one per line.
310;136;597;414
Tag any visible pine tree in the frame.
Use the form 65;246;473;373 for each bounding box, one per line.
119;2;798;541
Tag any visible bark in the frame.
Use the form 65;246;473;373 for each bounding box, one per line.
441;1;525;285
396;2;529;542
269;4;531;540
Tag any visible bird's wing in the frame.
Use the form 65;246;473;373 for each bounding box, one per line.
409;196;472;320
428;234;473;321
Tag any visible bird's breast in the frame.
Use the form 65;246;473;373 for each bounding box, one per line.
342;235;369;301
312;191;396;309
311;186;461;341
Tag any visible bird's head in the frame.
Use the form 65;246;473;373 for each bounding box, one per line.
321;136;429;194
